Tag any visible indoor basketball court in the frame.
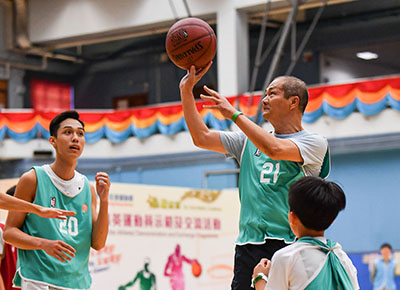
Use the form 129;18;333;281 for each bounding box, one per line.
1;1;400;289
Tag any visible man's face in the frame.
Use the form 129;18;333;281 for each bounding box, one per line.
261;78;290;121
381;246;392;260
50;118;85;159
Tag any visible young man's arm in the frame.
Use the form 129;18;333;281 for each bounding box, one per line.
91;172;110;250
179;63;227;154
3;170;76;263
0;191;75;219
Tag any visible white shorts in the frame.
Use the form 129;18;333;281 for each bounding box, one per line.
21;278;89;290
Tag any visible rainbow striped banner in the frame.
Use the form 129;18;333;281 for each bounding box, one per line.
1;76;400;143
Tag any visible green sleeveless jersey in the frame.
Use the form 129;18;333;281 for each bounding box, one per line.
236;139;304;244
14;166;93;289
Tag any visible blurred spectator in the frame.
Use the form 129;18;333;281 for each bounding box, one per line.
370;243;397;290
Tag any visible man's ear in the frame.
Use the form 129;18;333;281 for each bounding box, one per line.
289;210;301;223
289;96;300;110
288;211;295;224
49;136;56;147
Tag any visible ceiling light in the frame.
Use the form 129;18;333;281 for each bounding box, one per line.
356;52;378;60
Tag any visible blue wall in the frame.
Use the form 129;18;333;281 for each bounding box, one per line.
326;150;400;253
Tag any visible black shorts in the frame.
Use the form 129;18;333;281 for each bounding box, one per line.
231;239;289;290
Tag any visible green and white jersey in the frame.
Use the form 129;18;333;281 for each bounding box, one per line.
265;237;359;290
14;166;93;290
220;130;329;244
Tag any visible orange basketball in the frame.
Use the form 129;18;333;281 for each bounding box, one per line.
191;260;202;277
165;17;216;70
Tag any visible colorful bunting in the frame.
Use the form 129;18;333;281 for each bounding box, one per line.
1;76;400;143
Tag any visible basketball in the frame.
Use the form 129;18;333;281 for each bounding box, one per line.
165;17;217;70
192;260;202;277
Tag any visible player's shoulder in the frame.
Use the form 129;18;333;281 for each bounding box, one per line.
292;130;328;149
220;130;246;141
298;130;326;141
21;168;37;178
15;170;38;200
19;169;38;185
272;242;299;261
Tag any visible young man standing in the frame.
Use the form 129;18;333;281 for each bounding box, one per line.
4;111;110;290
179;63;329;289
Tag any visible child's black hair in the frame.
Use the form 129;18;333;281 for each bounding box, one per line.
289;176;346;231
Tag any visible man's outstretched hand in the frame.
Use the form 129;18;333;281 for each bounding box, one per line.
36;206;76;220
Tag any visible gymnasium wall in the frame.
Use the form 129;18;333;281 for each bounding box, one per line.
1;147;399;253
326;149;400;253
79;149;400;253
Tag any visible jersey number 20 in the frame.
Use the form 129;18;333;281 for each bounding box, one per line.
59;217;79;236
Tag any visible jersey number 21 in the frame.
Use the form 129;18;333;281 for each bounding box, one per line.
260;162;280;183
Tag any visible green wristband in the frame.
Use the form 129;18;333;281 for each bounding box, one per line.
251;275;263;287
251;273;268;288
231;111;243;123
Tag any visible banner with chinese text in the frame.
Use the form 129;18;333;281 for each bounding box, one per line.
90;182;240;290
